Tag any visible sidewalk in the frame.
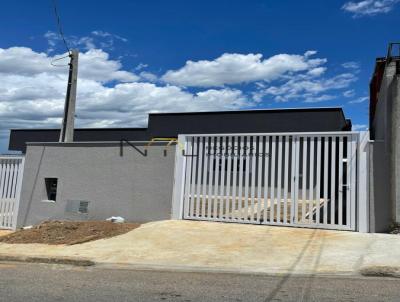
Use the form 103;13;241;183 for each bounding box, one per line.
0;220;400;276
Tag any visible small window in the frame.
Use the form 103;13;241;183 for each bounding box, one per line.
45;178;58;201
66;200;89;214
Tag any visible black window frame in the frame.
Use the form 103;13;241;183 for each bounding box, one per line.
44;178;58;201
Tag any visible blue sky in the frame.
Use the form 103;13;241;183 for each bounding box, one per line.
0;0;399;151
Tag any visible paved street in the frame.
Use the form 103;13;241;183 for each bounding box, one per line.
0;262;399;302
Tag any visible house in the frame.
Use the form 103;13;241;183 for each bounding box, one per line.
7;108;355;229
368;43;400;232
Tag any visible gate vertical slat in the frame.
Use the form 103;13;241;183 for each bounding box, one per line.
195;137;203;217
292;137;299;224
308;137;315;223
5;161;11;199
263;137;270;223
231;137;239;220
207;138;215;219
0;162;4;226
183;137;193;219
250;136;257;222
11;160;18;198
283;137;289;224
346;137;351;227
237;137;244;221
189;137;198;218
302;138;308;223
212;136;221;220
213;137;221;219
349;135;358;230
269;136;276;223
330;138;337;225
256;136;263;223
323;138;329;226
225;136;232;220
2;161;9;227
276;136;283;223
315;138;321;225
0;161;6;226
308;138;315;224
201;138;209;218
9;160;18;227
338;137;344;226
243;136;251;221
2;161;11;226
219;137;226;219
10;160;18;227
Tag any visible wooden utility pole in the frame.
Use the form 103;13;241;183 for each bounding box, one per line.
59;49;79;142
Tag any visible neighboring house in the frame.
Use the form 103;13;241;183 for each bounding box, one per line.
369;45;400;232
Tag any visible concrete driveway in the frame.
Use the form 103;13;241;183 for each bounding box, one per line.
1;220;400;276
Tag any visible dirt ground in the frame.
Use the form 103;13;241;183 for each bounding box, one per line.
0;221;140;245
0;230;12;237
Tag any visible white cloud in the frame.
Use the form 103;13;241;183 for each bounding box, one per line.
348;96;369;104
44;30;128;53
79;83;247;127
78;49;139;83
343;89;356;97
255;73;358;103
342;61;360;69
0;47;250;137
342;0;399;17
353;124;368;130
139;71;158;82
304;50;318;57
0;47;138;83
91;30;128;42
135;63;148;71
162;51;327;87
304;94;337;103
307;67;327;77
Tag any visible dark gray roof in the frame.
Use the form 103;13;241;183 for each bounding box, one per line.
9;107;351;153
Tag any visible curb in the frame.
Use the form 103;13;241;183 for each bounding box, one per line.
95;263;362;278
0;255;399;279
96;263;400;279
0;255;95;267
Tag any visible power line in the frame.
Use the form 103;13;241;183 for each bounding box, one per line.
51;0;71;54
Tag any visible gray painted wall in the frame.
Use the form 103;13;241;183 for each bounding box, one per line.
16;142;176;227
370;61;400;232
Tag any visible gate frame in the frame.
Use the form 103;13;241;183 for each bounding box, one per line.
171;131;369;232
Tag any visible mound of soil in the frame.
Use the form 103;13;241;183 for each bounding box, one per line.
0;221;140;245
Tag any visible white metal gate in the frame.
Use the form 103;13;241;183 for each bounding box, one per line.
0;156;25;230
173;132;358;231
